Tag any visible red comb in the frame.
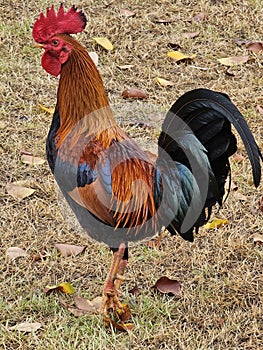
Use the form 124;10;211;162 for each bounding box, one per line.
33;4;87;43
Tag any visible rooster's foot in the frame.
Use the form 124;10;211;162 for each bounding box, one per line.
100;243;128;316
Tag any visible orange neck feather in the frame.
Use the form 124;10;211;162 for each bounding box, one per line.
55;34;121;148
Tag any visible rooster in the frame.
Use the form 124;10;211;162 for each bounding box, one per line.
33;5;262;317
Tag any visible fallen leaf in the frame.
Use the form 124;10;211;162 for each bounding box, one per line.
44;282;75;295
21;153;45;165
156;77;174;87
6;182;35;201
116;303;131;322
59;295;100;316
55;243;86;257
90;296;103;311
182;32;199;39
204;219;229;229
256;105;263;115
103;317;134;331
10;322;42;332
59;296;92;316
122;88;147;99
190;12;205;22
38;104;55;114
120;9;135;18
217;56;249;66
246;42;263;54
74;296;96;312
168;50;196;62
93;37;114;51
153;276;181;296
117;64;134;69
6;247;28;259
252;233;263;245
88;52;99;66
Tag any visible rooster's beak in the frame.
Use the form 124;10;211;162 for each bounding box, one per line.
34;43;45;49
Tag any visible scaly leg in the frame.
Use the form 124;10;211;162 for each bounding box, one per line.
100;243;127;315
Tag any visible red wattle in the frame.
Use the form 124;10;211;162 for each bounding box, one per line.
42;51;61;77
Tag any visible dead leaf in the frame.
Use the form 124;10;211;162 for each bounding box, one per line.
153;276;181;296
122;88;147;99
74;296;96;312
256;105;263;115
6;182;35;201
217;56;249;66
204;219;229;229
38;103;55;114
103;317;134;331
44;282;75;295
88;52;99;66
59;295;100;316
167;51;196;62
58;296;91;316
116;303;131;322
182;32;199;39
90;296;103;311
246;42;263;54
120;9;135;18
6;247;28;259
190;12;205;22
55;243;86;257
253;233;263;245
93;37;114;51
156;77;174;87
10;322;42;332
21;153;45;165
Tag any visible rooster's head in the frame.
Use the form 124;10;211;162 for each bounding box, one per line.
33;4;87;76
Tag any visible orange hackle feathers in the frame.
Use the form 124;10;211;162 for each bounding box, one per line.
33;4;86;43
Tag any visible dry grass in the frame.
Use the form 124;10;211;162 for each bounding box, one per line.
0;0;262;349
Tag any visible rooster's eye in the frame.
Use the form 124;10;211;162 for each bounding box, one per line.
52;40;59;46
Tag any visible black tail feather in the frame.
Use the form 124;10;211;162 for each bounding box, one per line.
166;88;262;188
158;88;262;240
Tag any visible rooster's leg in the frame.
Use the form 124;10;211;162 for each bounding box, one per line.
100;243;127;315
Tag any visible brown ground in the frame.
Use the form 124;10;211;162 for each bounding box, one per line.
0;0;262;349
